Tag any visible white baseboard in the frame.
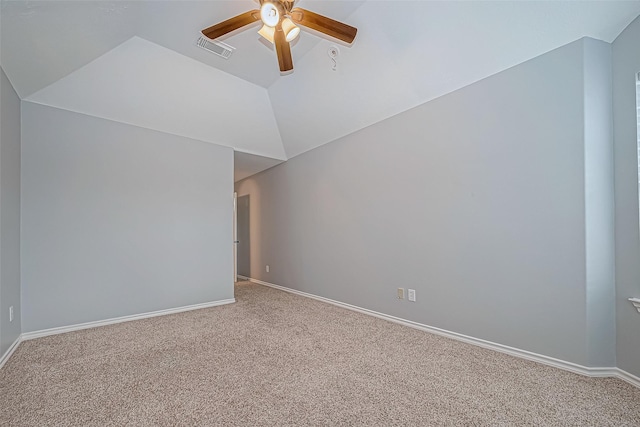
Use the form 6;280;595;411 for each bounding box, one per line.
245;277;640;389
21;298;236;341
1;298;236;370
615;367;640;388
0;335;23;369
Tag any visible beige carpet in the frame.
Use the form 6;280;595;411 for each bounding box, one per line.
1;281;639;426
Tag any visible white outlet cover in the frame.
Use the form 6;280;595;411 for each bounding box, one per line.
9;306;14;322
408;289;416;302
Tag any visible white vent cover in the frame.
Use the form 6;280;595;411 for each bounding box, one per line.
196;36;235;59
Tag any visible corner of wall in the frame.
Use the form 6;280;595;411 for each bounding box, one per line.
612;13;640;378
0;66;23;359
582;37;616;367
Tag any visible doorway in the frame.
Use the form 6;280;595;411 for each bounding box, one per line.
236;194;251;279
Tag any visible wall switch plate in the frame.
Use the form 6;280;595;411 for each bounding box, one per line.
266;265;270;273
397;288;404;299
408;289;416;302
9;306;14;322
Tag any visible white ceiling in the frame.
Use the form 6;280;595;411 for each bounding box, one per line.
26;36;286;160
2;0;640;180
234;151;284;182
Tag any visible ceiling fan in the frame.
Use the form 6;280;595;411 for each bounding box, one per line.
201;0;357;73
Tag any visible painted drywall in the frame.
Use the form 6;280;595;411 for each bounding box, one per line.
583;39;616;367
0;67;22;357
268;1;640;159
21;102;234;332
237;39;614;366
27;37;286;160
1;1;141;98
612;15;640;378
237;195;250;277
234;151;283;183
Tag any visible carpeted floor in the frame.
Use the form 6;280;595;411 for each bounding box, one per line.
1;281;639;426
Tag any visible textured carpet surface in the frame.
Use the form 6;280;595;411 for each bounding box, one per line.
1;281;639;426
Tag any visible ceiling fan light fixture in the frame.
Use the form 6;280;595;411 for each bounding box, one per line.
258;24;275;44
281;17;300;42
201;1;357;72
260;2;280;27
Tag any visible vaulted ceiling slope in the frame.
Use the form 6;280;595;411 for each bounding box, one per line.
2;1;640;172
24;37;287;160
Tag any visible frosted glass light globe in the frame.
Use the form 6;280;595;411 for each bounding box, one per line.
260;2;280;28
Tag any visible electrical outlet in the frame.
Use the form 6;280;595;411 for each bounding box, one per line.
408;289;416;302
266;265;270;273
9;306;14;322
397;288;404;299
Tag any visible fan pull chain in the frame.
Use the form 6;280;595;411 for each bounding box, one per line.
328;46;339;71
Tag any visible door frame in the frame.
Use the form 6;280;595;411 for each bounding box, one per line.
233;191;238;283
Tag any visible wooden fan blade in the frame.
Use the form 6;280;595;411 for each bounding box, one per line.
274;27;293;72
290;8;357;44
201;10;260;40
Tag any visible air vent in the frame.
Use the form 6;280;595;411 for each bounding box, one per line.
196;36;235;59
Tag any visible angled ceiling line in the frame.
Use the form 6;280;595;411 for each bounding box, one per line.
25;36;287;161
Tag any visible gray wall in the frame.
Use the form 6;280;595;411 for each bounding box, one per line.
236;39;615;367
0;67;22;357
612;15;640;378
583;39;616;367
237;195;250;277
21;102;234;332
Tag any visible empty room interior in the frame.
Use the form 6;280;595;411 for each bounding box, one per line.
2;0;640;424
